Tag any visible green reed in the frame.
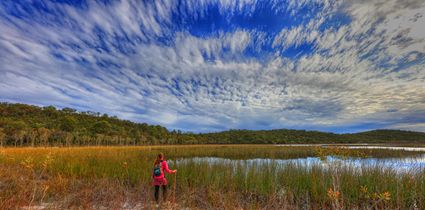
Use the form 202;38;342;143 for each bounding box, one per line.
0;145;424;209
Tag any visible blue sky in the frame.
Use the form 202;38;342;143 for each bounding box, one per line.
0;0;424;133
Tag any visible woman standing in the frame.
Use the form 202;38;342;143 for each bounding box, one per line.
152;153;177;204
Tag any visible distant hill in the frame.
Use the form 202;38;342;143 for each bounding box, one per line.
342;130;425;143
196;129;425;144
0;102;424;146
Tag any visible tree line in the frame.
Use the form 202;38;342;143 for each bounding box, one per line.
0;102;424;146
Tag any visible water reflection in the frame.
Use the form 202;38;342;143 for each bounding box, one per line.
277;144;425;152
171;154;425;174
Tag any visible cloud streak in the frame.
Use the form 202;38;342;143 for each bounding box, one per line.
0;0;424;133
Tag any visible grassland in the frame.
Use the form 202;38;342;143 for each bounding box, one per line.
0;145;424;209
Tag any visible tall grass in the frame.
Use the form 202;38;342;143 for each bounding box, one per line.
0;145;424;209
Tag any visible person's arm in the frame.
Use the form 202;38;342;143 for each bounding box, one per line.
163;161;177;174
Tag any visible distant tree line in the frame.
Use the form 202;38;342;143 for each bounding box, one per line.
0;103;424;146
195;129;425;144
0;103;186;146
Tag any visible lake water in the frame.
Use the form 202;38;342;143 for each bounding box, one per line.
170;145;425;174
278;144;425;152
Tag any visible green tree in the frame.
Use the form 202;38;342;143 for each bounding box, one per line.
4;120;27;146
60;116;77;132
37;127;51;146
43;105;56;112
62;107;77;114
0;128;5;147
1;102;424;146
91;120;112;135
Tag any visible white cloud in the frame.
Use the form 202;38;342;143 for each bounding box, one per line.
0;0;424;132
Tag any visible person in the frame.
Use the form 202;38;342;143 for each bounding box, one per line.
152;153;177;204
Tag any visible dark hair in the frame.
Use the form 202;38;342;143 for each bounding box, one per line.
154;153;164;166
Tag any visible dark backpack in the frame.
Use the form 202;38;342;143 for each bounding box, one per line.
153;161;163;177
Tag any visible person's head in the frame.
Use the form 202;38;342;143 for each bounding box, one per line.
154;153;164;166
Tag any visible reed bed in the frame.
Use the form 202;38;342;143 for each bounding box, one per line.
0;145;424;209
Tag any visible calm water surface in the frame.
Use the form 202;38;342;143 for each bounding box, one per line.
170;145;425;174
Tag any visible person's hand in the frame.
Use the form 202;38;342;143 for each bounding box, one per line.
173;170;177;173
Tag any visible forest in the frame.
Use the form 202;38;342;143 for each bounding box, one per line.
0;102;424;146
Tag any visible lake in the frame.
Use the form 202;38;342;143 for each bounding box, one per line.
171;145;425;174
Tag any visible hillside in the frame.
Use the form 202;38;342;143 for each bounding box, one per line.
196;129;425;144
0;102;424;146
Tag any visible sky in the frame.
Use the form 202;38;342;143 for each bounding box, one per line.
0;0;424;133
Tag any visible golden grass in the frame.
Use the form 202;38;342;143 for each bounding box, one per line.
0;145;424;209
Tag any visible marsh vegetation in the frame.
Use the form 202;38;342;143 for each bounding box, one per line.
0;145;424;209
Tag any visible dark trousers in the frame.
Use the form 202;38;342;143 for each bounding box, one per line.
154;185;167;203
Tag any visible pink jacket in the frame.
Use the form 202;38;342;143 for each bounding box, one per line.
152;160;172;186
